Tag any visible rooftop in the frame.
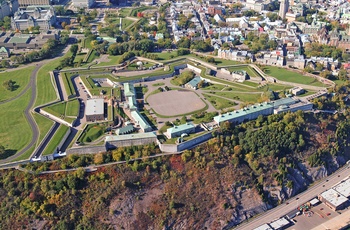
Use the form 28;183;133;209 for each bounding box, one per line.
116;124;134;135
105;132;157;142
320;189;348;207
253;223;273;230
8;34;31;44
131;110;151;131
124;83;135;97
270;97;297;109
186;76;202;88
269;217;291;229
333;177;350;198
167;123;195;134
85;98;104;116
214;102;273;124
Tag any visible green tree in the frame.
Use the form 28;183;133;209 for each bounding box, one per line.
3;80;15;91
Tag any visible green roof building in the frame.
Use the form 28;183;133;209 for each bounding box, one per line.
131;110;152;132
214;102;274;125
0;46;9;58
166;123;196;138
124;83;135;97
185;76;202;90
116;124;134;135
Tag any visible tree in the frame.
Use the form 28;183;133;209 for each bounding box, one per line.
70;44;79;56
3;80;16;91
61;22;67;28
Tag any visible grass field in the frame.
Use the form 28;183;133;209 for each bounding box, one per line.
121;18;134;29
227;66;260;78
42;124;69;156
148;51;179;61
262;66;326;87
118;8;132;17
0;66;36;102
213;91;262;103
79;124;106;143
44;102;66;118
35;55;71;107
260;84;292;92
66;99;79;117
0;90;32;156
202;93;238;110
95;55;122;66
33;113;54;148
42;99;79;121
62;73;76;98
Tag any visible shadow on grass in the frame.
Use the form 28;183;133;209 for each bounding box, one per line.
0;149;17;160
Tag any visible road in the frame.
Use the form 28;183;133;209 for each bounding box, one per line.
236;165;350;230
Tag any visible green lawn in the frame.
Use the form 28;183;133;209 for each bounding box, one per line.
202;93;238;110
148;51;178;61
33;113;54;148
62;72;76;98
0;66;36;102
262;66;326;87
202;84;226;91
214;58;242;66
35;55;70;107
42;124;69;156
79;124;106;143
121;18;134;29
227;66;260;78
0;90;32;157
66;99;79;117
43;102;66;118
259;84;292;92
95;55;122;66
152;82;165;87
118;8;132;17
213;91;262;103
12;145;35;162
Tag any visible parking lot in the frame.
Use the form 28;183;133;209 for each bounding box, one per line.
287;203;339;230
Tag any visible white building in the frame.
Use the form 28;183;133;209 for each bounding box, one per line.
11;6;56;31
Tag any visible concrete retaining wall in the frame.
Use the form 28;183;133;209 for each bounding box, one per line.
159;132;213;153
40;110;73;127
66;146;107;155
57;128;72;152
187;64;202;74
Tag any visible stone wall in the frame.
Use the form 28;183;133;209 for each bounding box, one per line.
159;132;213;153
66;146;107;155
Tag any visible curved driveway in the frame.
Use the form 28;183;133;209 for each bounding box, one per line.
0;64;43;163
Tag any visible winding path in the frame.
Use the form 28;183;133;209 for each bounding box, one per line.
0;64;43;163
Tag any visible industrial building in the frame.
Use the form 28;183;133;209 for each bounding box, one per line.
333;177;350;198
85;98;104;122
269;217;292;230
166;123;196;139
105;132;157;149
11;6;56;31
131;110;152;132
254;223;273;230
318;189;349;211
